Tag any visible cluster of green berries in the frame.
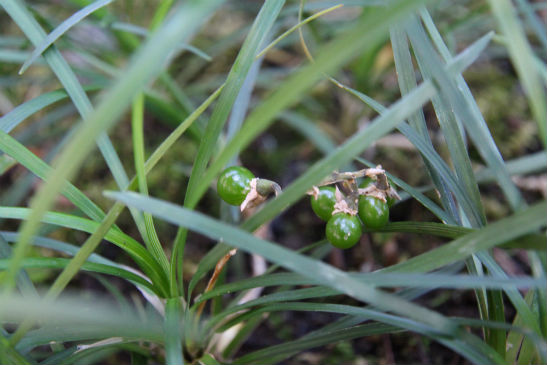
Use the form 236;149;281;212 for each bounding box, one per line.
217;166;397;250
311;177;396;249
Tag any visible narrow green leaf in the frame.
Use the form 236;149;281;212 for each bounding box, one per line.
0;231;116;266
383;202;547;274
0;207;166;289
0;130;107;223
0;85;102;133
18;0;114;74
406;15;486;227
0;257;157;294
111;22;211;61
164;298;184;365
390;24;459;221
131;93;171;281
420;8;524;211
2;294;164;344
488;0;547;147
232;302;502;365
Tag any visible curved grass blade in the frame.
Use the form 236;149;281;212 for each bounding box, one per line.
2;294;164;345
420;8;524;211
390;25;459;222
235;321;399;364
382;201;547;274
231;302;503;365
0;207;166;289
488;0;547;147
0;231;115;266
0;257;157;294
111;22;211;61
476;151;547;183
18;0;114;74
0;85;103;133
0;130;107;223
131;93;171;281
195;270;542;307
164;298;184;365
406;16;485;227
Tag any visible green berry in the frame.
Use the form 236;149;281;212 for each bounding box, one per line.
359;177;374;189
217;166;255;205
310;186;336;221
358;196;389;230
326;213;362;249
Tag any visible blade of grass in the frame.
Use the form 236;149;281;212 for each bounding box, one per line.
230;302;501;365
487;0;547;148
195;271;542;306
2;294;164;344
0;207;167;291
514;0;547;58
0;84;103;133
111;22;211;61
381;201;546;274
0;257;157;294
131;93;171;281
18;0;113;74
477;252;541;335
164;298;183;365
255;4;343;59
420;8;524;211
0;130;107;223
0;231;117;266
406;15;486;227
390;25;460;222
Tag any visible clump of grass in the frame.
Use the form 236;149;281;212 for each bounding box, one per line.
0;0;545;364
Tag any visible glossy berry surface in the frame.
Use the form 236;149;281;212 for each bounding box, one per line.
310;186;336;221
326;213;362;249
217;166;255;205
359;177;374;189
358;196;389;229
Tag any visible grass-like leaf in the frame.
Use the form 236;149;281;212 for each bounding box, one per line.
18;0;114;74
488;0;547;147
